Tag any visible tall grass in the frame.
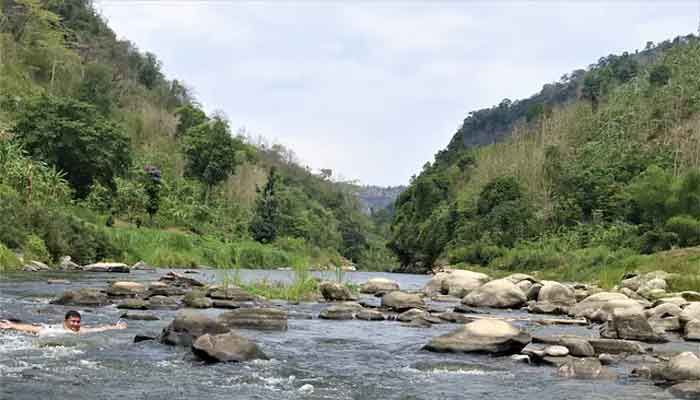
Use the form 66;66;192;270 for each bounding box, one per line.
0;242;21;272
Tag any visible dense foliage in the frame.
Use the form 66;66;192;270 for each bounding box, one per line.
390;35;700;273
0;0;396;270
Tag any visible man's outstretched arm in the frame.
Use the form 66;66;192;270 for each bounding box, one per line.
80;321;127;334
0;319;41;334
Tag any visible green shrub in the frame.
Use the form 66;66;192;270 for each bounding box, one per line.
0;242;21;272
22;234;51;264
491;246;566;271
665;215;700;247
234;241;292;269
449;243;505;266
640;229;678;254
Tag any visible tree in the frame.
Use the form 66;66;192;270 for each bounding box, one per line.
13;95;131;198
250;167;282;243
143;165;162;221
78;62;114;114
181;116;241;194
175;103;208;137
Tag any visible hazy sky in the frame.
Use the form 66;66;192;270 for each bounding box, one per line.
95;1;698;186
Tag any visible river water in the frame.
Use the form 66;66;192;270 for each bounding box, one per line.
0;269;682;400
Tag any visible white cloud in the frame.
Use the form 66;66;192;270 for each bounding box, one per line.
95;1;697;186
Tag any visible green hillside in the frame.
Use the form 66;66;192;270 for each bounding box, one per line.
0;0;396;271
389;34;700;285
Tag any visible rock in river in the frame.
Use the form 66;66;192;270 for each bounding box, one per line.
381;291;425;312
192;332;268;363
462;279;527;309
360;278;400;295
423;319;531;355
51;288;110;307
319;281;357;301
218;307;288;331
159;310;229;346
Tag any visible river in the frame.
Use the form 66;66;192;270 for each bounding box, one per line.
0;269;679;399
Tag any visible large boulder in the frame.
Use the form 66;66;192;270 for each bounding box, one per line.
605;308;667;343
319;281;356;302
360;278;400;295
192;332;268;363
684;319;700;341
653;352;700;382
533;335;595;357
82;262;130;273
680;302;700;325
159;310;229;346
106;281;146;297
381;291;424;312
423;272;452;296
117;299;149;310
397;308;427;322
537;281;576;306
569;292;645;322
217;307;288;331
423;319;531;355
621;271;672;292
441;270;490;298
207;286;256;302
462;279;526;309
50;288;110;307
670;381;700;399
23;260;51;272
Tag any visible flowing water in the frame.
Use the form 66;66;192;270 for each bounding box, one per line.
0;269;685;399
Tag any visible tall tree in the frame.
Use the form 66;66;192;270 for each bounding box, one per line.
250;167;282;243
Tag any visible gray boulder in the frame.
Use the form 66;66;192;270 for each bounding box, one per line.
50;288;110;307
82;262;129;273
183;291;213;309
159;271;205;287
319;304;356;320
218;307;288;331
588;338;646;355
423;319;531;355
106;281;146;297
207;286;256;301
681;303;700;325
192;332;268;363
462;279;526;309
58;256;80;271
147;295;180;310
669;381;700;399
684;319;700;341
653;352;700;382
117;299;149;310
159;310;229;346
147;282;186;297
381;291;424;312
606;308;667;343
360;278;399;295
319;281;357;302
557;358;616;379
569;292;645;322
441;270;490;298
537;281;576;306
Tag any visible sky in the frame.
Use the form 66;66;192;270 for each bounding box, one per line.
95;1;699;186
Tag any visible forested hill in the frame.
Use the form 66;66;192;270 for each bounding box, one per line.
0;0;396;271
389;33;700;276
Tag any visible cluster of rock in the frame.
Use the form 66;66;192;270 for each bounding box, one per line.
158;310;272;363
22;257;143;273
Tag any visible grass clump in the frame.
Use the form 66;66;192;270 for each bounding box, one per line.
21;234;52;264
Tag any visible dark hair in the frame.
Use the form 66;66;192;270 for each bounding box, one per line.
64;310;81;320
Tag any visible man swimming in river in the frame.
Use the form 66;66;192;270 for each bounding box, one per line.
0;310;127;336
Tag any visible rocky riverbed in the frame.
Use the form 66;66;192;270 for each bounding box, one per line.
1;266;698;399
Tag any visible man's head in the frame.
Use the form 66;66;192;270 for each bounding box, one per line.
63;310;81;332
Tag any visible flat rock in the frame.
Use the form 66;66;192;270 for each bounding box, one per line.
147;295;180;310
120;312;159;321
47;279;70;285
82;262;129;273
669;381;700;399
207;286;256;301
159;271;204;287
653;352;700;382
106;281;146;297
319;304;356;320
217;307;288;331
192;332;268;363
360;278;400;295
211;300;242;309
423;319;531;355
588;338;646;354
50;288;110;307
147;282;186;297
356;309;385;321
183;292;213;309
608;308;667;343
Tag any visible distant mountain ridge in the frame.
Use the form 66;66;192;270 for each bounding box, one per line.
354;185;405;214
